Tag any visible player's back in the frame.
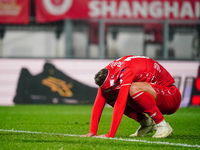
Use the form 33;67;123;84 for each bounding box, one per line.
120;55;175;87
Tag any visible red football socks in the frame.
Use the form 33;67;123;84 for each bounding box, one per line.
129;91;164;124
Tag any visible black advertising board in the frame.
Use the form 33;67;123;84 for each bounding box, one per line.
13;62;98;104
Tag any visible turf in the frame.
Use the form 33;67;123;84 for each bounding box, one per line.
0;105;200;150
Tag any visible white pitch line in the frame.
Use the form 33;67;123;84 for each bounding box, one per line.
0;129;200;148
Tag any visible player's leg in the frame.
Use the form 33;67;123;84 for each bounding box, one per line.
128;82;173;138
150;84;181;138
125;95;155;137
121;97;154;137
129;82;163;123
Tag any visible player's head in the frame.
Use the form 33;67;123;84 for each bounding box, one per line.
94;68;108;87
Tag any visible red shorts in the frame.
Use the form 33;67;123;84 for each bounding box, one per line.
150;84;181;115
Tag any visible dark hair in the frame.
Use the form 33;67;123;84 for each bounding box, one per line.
94;68;108;86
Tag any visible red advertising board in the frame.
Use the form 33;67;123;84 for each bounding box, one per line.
35;0;200;23
0;0;30;24
35;0;89;22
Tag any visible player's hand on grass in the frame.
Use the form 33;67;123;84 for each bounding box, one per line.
81;133;94;137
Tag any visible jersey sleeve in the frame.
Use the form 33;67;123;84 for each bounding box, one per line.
106;68;133;137
89;88;106;136
106;85;130;137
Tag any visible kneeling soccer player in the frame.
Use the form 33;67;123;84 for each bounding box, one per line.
81;55;181;138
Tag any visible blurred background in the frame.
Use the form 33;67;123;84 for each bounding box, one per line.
0;0;199;106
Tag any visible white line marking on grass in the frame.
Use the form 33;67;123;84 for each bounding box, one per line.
0;129;200;148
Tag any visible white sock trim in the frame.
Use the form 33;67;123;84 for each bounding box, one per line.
132;91;144;99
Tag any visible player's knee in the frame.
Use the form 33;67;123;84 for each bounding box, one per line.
129;82;143;96
129;82;157;99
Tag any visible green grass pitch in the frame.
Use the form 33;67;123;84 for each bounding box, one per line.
0;105;200;150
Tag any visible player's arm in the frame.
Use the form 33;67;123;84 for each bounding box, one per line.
81;88;106;137
106;69;134;138
106;85;130;137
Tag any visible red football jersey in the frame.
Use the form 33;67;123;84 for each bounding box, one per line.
90;55;175;137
